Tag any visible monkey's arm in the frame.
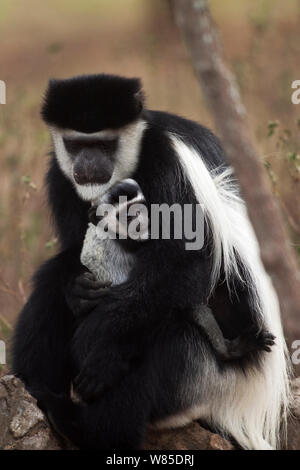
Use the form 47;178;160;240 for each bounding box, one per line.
70;248;212;401
192;305;231;360
192;305;275;361
13;248;83;407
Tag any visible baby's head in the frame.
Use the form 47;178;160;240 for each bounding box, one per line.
89;179;149;242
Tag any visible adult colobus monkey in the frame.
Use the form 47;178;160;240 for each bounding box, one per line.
13;74;290;450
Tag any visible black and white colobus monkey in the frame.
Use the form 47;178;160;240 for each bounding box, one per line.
13;74;290;450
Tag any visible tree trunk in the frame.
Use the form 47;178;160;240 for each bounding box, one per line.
171;0;300;352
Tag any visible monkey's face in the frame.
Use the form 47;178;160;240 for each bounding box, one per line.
41;74;146;202
50;120;146;202
64;134;118;186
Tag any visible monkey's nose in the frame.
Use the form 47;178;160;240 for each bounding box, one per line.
73;162;113;185
73;171;93;185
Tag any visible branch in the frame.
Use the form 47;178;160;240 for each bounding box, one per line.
171;0;300;349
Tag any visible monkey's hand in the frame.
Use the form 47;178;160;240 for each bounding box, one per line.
65;271;111;318
71;294;142;403
222;327;276;360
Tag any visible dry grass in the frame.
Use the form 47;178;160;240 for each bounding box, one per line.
0;0;299;345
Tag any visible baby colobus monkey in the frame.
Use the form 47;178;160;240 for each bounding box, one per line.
13;74;290;450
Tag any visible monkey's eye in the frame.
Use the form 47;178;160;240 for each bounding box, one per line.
63;137;118;155
97;139;118;155
63;138;82;154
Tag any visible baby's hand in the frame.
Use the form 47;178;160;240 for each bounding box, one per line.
66;271;111;318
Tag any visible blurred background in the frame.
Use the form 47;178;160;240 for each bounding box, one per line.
0;0;300;370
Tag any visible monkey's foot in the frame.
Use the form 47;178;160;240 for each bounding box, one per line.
223;327;276;360
74;350;130;402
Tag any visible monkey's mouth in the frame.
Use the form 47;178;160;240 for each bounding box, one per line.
73;181;106;202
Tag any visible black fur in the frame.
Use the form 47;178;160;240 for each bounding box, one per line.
13;75;271;450
41;74;144;132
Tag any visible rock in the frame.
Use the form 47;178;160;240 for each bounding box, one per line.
1;374;300;450
144;423;234;450
0;375;61;450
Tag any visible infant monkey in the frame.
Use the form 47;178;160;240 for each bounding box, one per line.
80;179;275;361
81;178;148;286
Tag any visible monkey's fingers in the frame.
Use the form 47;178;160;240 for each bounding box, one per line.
264;339;275;346
257;331;276;345
257;330;276;340
75;272;111;290
74;284;110;300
